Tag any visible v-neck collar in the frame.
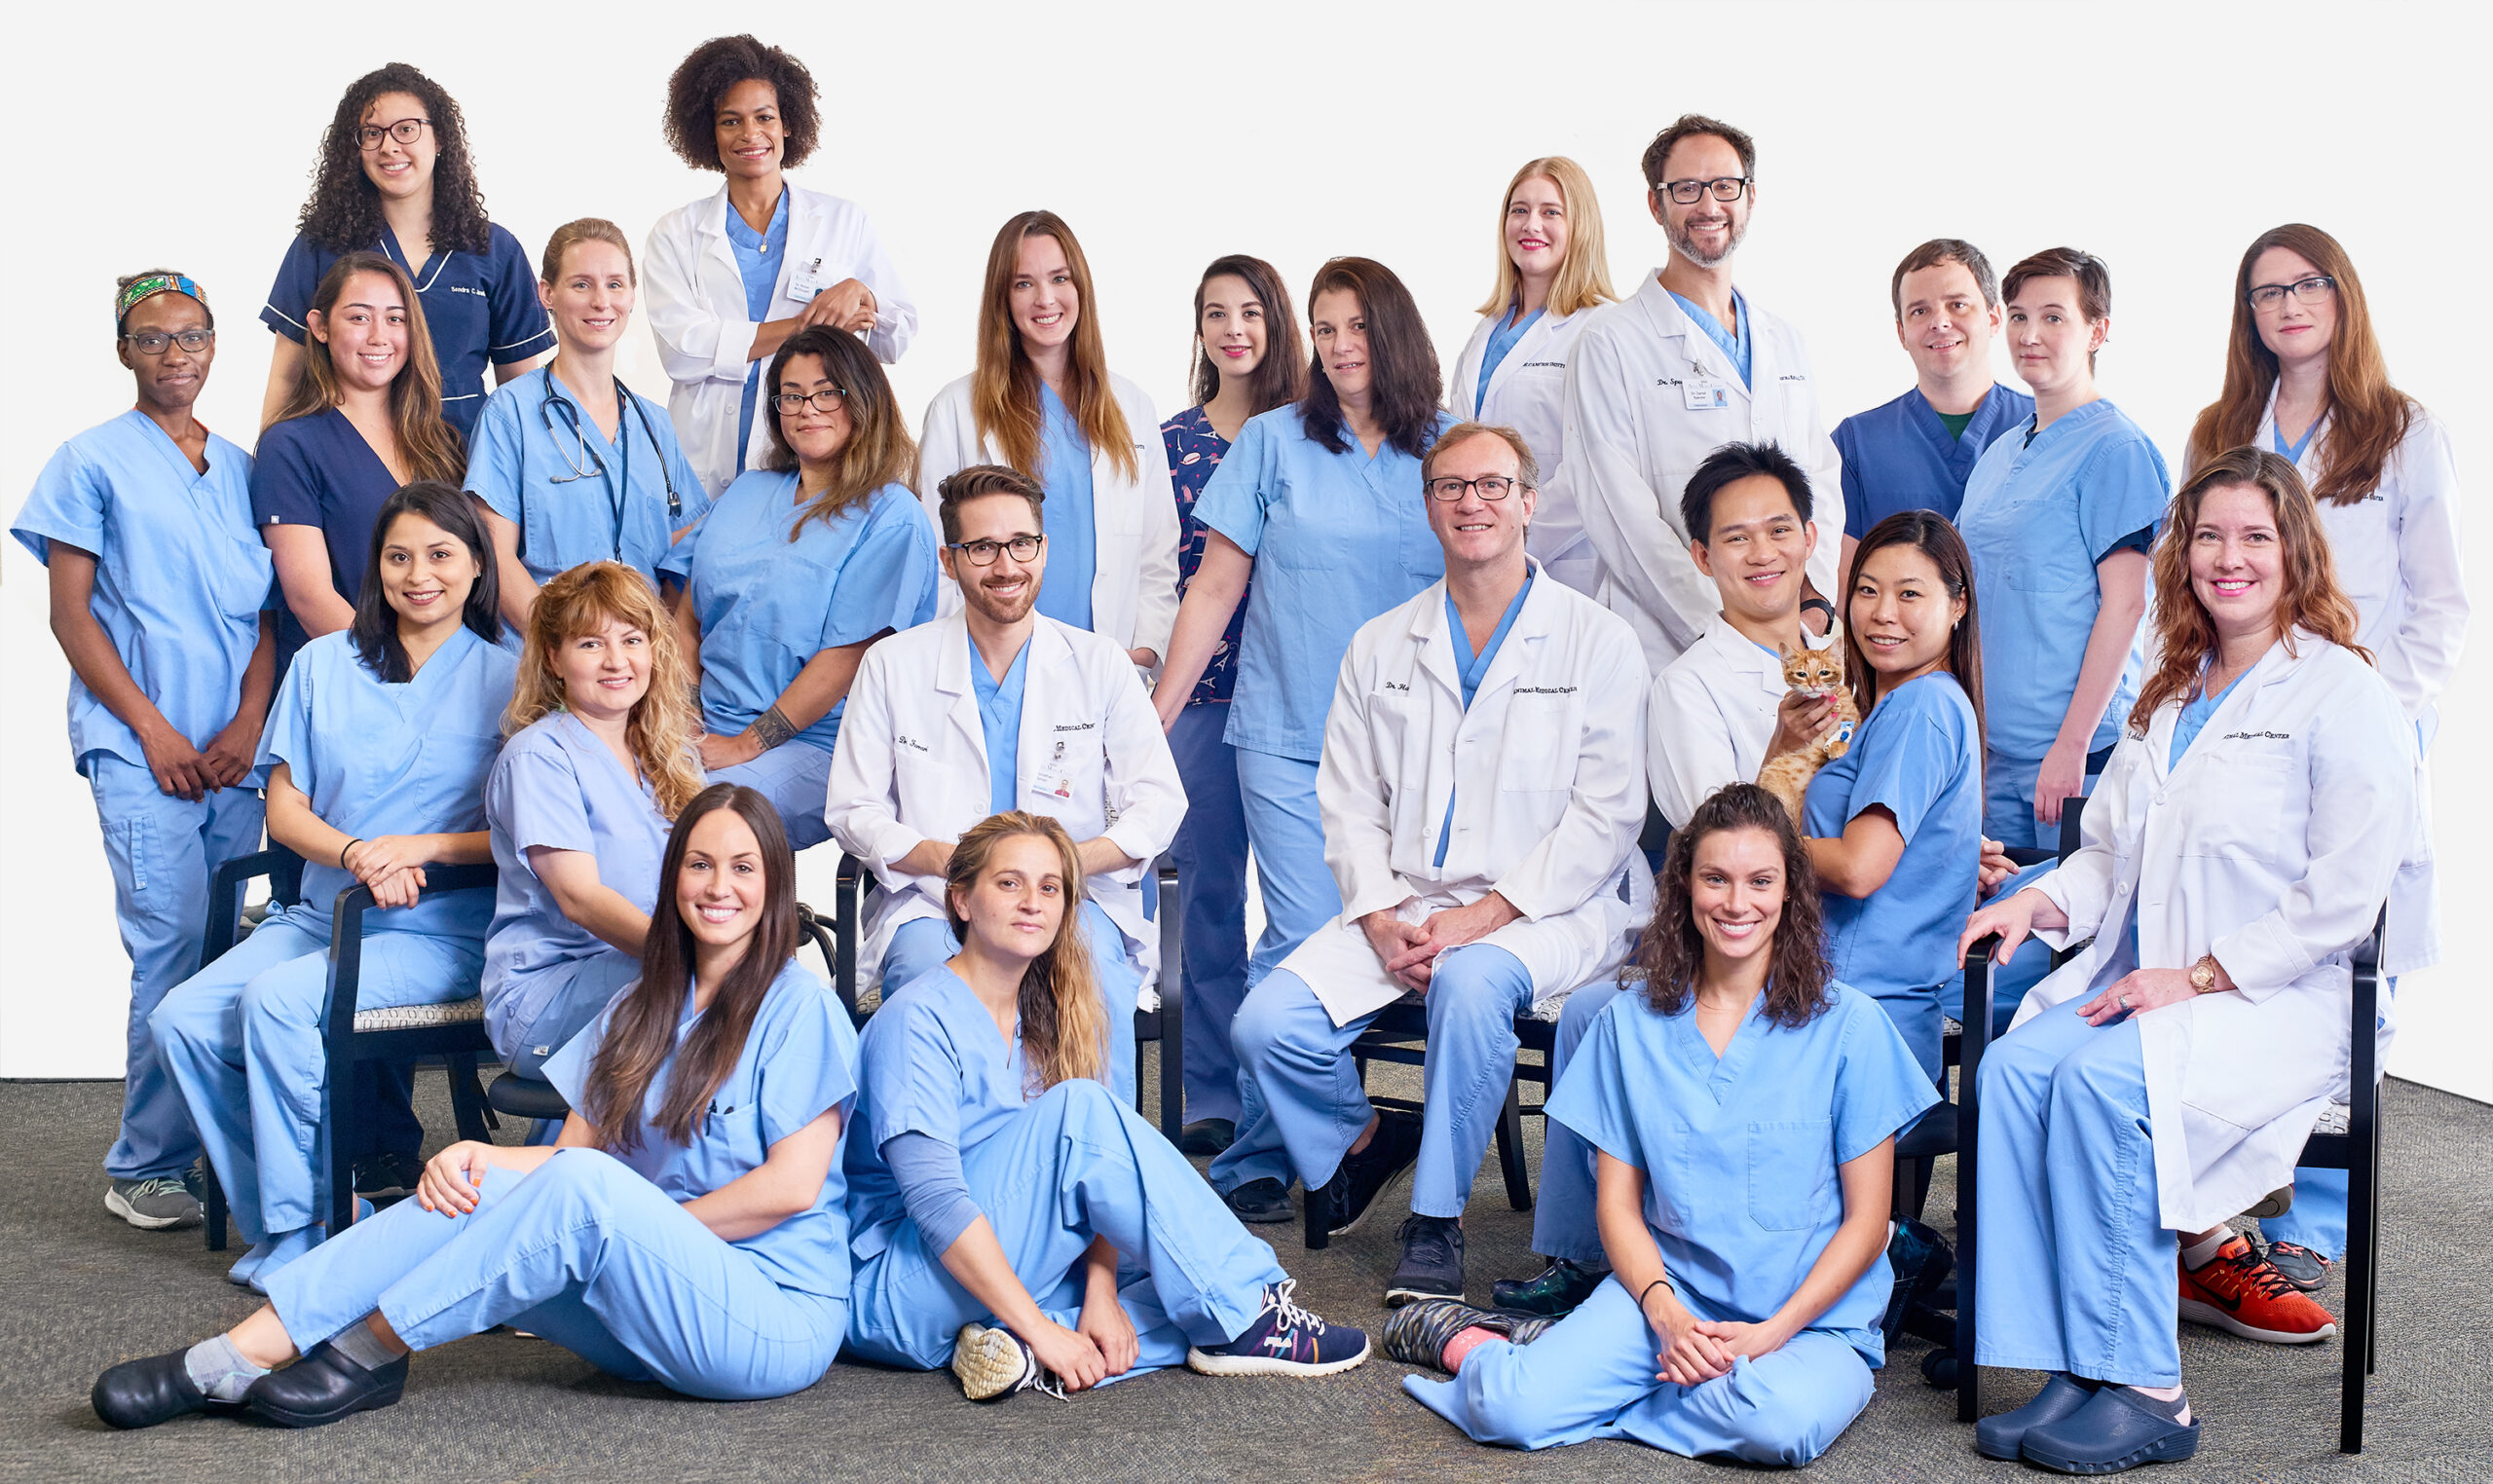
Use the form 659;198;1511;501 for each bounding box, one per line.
1672;988;1768;1101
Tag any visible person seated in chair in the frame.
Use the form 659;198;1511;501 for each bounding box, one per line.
827;464;1184;1104
1209;422;1649;1304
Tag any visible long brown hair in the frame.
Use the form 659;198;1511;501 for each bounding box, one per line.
970;211;1137;484
1475;157;1616;319
1843;509;1985;754
1187;254;1307;413
944;812;1111;1091
1300;257;1441;459
762;325;915;537
349;481;501;682
1631;783;1831;1029
504;562;706;818
582;784;799;1152
2186;224;2413;507
2130;447;2368;733
273;252;464;484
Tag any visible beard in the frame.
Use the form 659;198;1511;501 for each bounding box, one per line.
964;575;1039;627
1666;210;1748;269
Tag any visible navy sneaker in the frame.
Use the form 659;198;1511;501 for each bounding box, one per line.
1383;1299;1554;1372
1223;1177;1294;1224
1489;1258;1607;1317
1308;1111;1422;1238
353;1151;424;1202
1188;1280;1369;1377
1386;1214;1465;1307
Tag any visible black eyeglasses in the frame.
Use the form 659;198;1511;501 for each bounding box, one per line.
1426;475;1522;502
769;388;849;414
2248;275;2336;312
1658;175;1750;204
949;535;1044;566
123;328;214;355
357;117;430;150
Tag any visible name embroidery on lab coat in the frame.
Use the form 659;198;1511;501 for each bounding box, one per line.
2221;730;2292;741
895;733;930;753
1052;722;1097;732
1513;685;1579;695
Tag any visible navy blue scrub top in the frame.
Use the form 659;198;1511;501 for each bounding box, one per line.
1834;384;2035;538
251;408;426;662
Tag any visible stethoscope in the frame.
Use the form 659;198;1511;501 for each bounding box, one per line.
539;373;685;554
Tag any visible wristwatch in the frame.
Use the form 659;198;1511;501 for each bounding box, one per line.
2187;955;2222;995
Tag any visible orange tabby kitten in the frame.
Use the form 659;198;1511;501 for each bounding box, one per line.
1756;641;1860;825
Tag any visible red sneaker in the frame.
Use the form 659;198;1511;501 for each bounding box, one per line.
2179;1235;2337;1344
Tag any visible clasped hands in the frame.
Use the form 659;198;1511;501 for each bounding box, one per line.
1360;892;1520;992
1646;1288;1794;1388
342;835;430;909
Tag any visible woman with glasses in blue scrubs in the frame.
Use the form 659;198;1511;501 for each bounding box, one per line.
661;326;939;851
467;220;709;630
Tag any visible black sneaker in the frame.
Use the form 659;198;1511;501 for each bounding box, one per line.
1187;1280;1368;1377
1386;1214;1465;1307
1223;1177;1294;1224
1489;1258;1607;1317
1382;1298;1555;1372
1179;1118;1237;1156
1881;1217;1954;1346
353;1151;425;1201
1308;1111;1422;1238
2262;1241;2330;1292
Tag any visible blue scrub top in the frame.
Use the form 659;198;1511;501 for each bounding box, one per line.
1833;384;2034;537
1802;672;1982;1050
843;966;1035;1259
1547;982;1937;1365
724;188;791;476
2168;668;2249;768
1477;305;1544;406
543;957;861;1300
13;411;276;777
1162;406;1247;706
1433;575;1534;869
483;711;673;999
1034;386;1098;631
968;633;1031;815
1193;406;1453;761
2272;419;2319;465
465;368;710;591
659;476;939;752
255;625;517;942
261;225;553;441
1671;289;1752;389
250;408;426;662
1955;400;2170;761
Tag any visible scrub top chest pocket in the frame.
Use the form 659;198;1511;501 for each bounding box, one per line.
1746;1118;1838;1232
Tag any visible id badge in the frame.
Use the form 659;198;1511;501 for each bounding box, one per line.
785;256;827;304
1683;376;1730;411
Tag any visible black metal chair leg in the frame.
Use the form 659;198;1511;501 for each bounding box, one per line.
326;1057;357;1235
447;1053;492;1142
205;1167;229;1252
1496;1074;1531;1211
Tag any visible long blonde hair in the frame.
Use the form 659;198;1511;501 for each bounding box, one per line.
504;562;706;818
1475;157;1616;319
271;252;464;486
944;812;1110;1090
970;211;1137;485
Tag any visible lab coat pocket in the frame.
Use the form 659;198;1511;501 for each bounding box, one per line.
2178;753;2293;865
1496;696;1578;793
2317;497;2395;604
1746;1119;1836;1231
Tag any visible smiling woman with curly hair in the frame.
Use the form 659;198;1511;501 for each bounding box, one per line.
643;35;917;498
256;64;551;441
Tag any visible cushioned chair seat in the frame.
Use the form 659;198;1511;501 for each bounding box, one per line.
351;995;486;1033
486;1070;573;1123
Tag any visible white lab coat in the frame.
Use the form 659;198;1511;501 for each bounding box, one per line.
914;374;1182;668
1447;307;1600;594
1648;612;1786;830
2013;634;2433;1232
1288;566;1653;1026
1561;270;1846;673
644;183;917;497
825;612;1185;994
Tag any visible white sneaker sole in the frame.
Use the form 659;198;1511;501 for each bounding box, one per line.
1185;1338;1370;1378
2178;1298;2336;1344
952;1322;1032;1400
105;1186;200;1232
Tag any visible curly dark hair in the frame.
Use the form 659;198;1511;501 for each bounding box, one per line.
663;35;820;172
1631;782;1832;1028
295;63;490;257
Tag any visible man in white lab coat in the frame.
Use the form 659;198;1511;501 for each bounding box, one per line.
1562;113;1847;674
1209;424;1650;1307
826;464;1186;1104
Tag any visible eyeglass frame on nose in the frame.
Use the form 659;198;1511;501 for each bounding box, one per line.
768;387;850;415
948;535;1045;566
121;328;216;355
1657;175;1751;204
2247;275;2336;312
357;117;431;151
1426;475;1526;502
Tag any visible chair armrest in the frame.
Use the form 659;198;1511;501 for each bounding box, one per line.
204;848;294;963
1959;934;2003;1061
320;864;499;1046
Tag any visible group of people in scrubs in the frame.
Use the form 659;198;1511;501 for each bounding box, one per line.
24;39;2460;1474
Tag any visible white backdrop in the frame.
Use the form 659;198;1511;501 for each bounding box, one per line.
4;1;2483;1097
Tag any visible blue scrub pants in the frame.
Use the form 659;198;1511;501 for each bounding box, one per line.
1528;981;1624;1263
709;741;832;851
489;947;643;1080
1210;946;1533;1216
151;915;483;1245
1231;748;1339;987
1975;998;2178;1386
86;755;265;1182
1169;703;1251;1123
882;903;1141;1104
263;1152;842;1401
844;1080;1286;1375
1404;1276;1874;1464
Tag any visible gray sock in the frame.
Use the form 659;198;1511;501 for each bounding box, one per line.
325;1317;402;1373
183;1334;268;1402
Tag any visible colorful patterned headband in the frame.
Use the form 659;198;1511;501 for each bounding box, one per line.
116;274;208;328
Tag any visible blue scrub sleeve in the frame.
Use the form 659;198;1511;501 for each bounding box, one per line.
753;976;861;1148
823;495;943;647
1828;990;1943;1163
259;234;325;344
491;745;595;855
248;421;326;530
484;226;557;366
540;1002;614;1111
2103;522;2155;559
1836;683;1972;846
465;391;527;524
656;503;705;585
2075;435;2172;563
859;996;968;1151
1544;1000;1648;1172
253;647;319;779
1190;414;1275;557
1835;423;1870;540
881;1130;981;1254
11;442;107;562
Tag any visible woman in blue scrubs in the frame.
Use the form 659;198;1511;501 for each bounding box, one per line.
1154;257;1454;984
13;272;276;1234
843;811;1367;1399
1794;510;1985;1078
468;219;709;629
661;326;939;851
1390;783;1936;1465
258;63;549;438
152;483;514;1293
1158;254;1306;1154
485;562;705;1081
93;785;861;1430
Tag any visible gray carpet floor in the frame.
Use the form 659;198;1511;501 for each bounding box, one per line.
6;1057;2488;1482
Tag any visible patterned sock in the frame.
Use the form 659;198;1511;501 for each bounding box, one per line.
183;1334;268;1402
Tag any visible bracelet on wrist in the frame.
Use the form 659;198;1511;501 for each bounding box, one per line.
340;837;363;870
1640;1276;1674;1312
